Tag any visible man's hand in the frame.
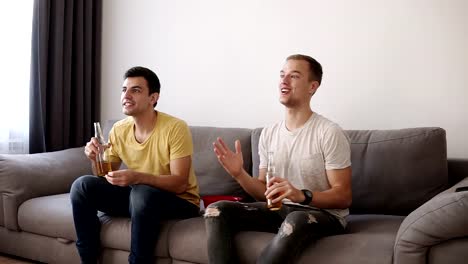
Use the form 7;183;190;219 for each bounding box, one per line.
265;177;304;204
213;137;244;179
84;137;100;161
212;141;269;202
106;169;141;187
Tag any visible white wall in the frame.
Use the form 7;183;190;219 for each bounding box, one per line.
101;0;468;158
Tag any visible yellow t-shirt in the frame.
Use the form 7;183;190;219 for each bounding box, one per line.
107;112;200;207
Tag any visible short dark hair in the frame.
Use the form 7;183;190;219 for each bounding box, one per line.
286;54;323;85
124;66;161;94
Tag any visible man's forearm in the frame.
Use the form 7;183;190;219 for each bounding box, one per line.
138;172;189;194
308;187;352;209
235;169;267;201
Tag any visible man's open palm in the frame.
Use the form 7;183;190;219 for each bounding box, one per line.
213;137;244;178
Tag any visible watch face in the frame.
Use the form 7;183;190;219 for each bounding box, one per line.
301;189;312;205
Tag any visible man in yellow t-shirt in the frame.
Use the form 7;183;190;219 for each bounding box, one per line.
70;66;200;264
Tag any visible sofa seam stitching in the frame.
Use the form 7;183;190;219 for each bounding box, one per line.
350;128;443;145
394;195;466;248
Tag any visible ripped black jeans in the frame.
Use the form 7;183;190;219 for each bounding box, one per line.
204;201;344;264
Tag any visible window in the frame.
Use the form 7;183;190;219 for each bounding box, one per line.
0;1;34;154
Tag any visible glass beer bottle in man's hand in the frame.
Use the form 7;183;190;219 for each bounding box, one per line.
94;122;112;176
266;151;282;210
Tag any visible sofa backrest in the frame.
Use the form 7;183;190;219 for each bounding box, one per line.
347;127;448;215
251;127;449;216
251;128;263;178
190;126;253;200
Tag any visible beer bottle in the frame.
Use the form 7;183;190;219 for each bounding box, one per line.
266;151;282;210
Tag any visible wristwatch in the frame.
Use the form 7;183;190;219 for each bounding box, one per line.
300;189;313;205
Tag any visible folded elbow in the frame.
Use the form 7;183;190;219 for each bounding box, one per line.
341;192;352;208
335;190;352;209
335;199;352;209
175;182;188;194
342;197;352;209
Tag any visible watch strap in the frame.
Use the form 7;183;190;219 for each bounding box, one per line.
300;189;313;205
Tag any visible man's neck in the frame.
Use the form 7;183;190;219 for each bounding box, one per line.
132;110;158;140
284;106;313;131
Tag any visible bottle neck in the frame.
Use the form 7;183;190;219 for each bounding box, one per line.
94;122;106;145
267;152;275;175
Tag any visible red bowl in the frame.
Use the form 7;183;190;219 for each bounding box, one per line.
202;195;243;207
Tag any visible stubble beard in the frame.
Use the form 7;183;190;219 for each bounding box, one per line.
122;107;136;116
279;97;297;108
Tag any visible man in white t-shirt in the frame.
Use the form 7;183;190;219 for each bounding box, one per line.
204;54;352;264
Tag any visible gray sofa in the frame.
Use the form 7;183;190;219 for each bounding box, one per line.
1;126;467;264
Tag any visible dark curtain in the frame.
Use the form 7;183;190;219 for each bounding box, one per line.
29;0;102;153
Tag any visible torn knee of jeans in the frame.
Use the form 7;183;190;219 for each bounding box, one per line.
204;206;220;217
307;213;317;224
279;221;293;237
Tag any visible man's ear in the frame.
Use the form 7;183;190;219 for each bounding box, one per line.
151;93;160;104
309;81;320;95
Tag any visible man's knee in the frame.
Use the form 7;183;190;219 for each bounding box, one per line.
279;211;318;238
203;200;238;218
285;211;318;224
130;185;163;212
70;175;97;201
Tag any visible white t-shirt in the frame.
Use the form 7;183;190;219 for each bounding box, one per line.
259;112;351;226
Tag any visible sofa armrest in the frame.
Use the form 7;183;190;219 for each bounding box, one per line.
393;177;468;264
0;147;92;230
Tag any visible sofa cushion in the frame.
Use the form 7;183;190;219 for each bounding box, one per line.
190;126;253;200
427;238;468;264
347;127;448;215
237;215;404;264
17;193;175;258
99;215;176;258
18;194;76;241
168;214;404;264
168;217;208;263
393;177;468;264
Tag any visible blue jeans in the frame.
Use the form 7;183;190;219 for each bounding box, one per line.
204;201;344;264
70;175;199;264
